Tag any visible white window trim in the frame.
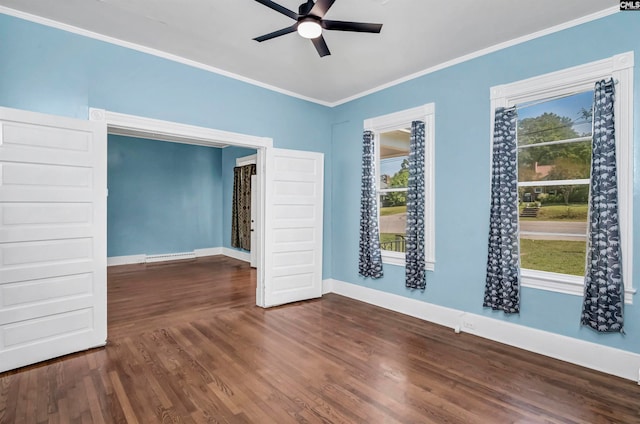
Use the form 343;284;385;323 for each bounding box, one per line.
364;104;436;270
490;52;635;304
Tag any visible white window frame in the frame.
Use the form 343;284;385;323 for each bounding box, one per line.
490;52;635;304
364;104;436;270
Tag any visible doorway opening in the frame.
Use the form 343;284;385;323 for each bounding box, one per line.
90;108;271;307
233;154;258;268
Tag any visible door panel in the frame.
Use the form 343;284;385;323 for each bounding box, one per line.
263;148;323;307
1;273;93;308
0;107;106;373
0;202;93;242
3;308;94;348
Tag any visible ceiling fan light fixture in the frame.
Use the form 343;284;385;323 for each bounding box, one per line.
297;18;322;39
253;0;383;57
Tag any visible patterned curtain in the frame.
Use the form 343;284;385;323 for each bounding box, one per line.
231;164;256;251
405;121;426;290
359;130;383;278
581;78;624;333
484;107;520;314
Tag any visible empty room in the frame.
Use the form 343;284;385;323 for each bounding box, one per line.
1;1;640;423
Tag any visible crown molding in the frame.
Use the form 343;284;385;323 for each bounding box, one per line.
332;6;620;106
0;6;333;107
0;5;620;108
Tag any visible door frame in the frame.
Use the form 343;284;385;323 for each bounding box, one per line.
89;108;270;307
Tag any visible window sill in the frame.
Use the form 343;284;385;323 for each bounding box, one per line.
521;269;635;304
381;251;435;271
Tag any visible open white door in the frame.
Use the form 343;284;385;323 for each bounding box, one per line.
0;107;107;373
250;174;257;268
263;148;323;307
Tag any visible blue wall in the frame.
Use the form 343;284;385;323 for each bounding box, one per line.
0;12;333;277
107;136;257;257
107;135;223;257
330;12;640;353
2;10;640;355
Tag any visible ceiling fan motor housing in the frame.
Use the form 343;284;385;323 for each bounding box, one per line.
253;0;383;57
299;0;316;16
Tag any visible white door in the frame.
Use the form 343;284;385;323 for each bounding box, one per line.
263;148;323;307
250;174;257;268
0;107;107;373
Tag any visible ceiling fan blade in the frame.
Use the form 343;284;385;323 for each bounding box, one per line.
253;24;297;42
309;0;336;18
311;35;331;57
322;20;383;33
253;0;298;20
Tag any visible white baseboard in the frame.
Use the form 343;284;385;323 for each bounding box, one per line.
329;279;640;382
322;278;334;295
329;279;462;330
460;310;640;383
222;247;251;263
194;247;223;257
107;254;146;266
108;247;225;267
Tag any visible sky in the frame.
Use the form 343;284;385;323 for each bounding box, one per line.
517;90;594;136
379;91;594;179
380;156;407;178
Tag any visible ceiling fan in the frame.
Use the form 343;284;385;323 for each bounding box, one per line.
252;0;383;57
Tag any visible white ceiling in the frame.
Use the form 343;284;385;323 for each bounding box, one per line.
0;0;619;105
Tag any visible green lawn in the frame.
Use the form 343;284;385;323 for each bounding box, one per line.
520;239;586;276
520;204;588;221
380;206;407;216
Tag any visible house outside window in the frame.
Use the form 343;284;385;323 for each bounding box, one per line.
364;104;436;269
490;52;635;303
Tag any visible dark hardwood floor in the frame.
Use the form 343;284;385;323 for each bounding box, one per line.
1;255;639;423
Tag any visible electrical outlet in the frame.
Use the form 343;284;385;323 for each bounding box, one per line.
463;321;475;330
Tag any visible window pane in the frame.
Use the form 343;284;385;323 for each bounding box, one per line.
520;239;586;276
516;91;593;276
518;140;591;182
379;194;406;252
519;184;589;214
517;91;593;147
519;184;589;276
380;129;410;189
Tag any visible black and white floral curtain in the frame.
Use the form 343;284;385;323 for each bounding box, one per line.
484;107;520;314
359;130;384;279
405;121;426;290
581;78;624;333
231;164;256;251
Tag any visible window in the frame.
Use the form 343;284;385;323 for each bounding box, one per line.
379;128;410;254
364;104;435;269
517;91;593;277
491;52;634;303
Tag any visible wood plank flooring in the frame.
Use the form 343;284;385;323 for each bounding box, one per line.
1;255;639;423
